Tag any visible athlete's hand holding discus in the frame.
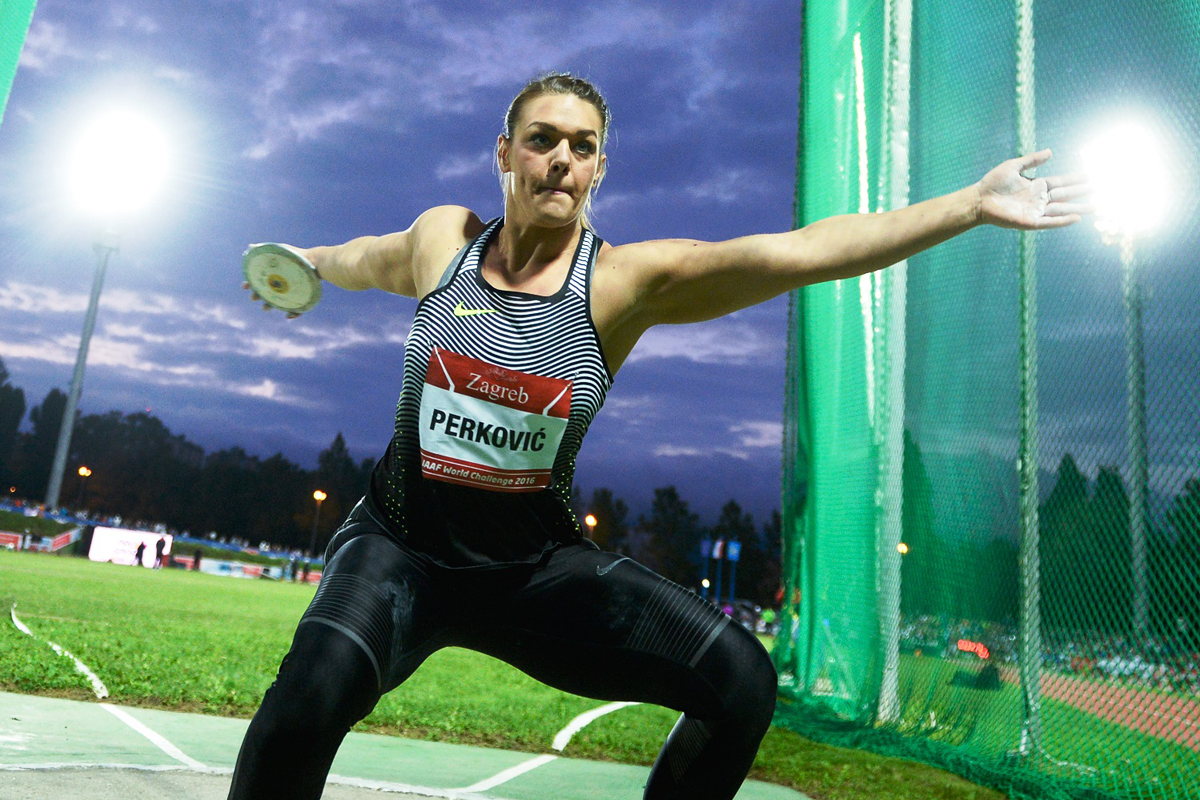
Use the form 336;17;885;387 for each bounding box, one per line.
242;243;322;320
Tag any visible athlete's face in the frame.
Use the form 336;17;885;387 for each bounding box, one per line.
498;93;606;227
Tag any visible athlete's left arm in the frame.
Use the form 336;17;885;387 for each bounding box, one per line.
611;150;1089;326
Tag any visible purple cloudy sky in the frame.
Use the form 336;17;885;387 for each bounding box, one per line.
0;0;802;522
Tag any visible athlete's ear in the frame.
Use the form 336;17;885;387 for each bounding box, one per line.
497;135;511;173
594;153;607;190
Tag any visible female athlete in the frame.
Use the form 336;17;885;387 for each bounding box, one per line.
229;72;1089;799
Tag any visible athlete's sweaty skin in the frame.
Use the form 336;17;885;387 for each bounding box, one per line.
235;74;1091;800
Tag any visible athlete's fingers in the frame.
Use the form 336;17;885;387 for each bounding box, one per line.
1044;202;1093;217
1048;182;1091;201
1033;213;1081;229
1018;149;1053;173
1045;174;1089;192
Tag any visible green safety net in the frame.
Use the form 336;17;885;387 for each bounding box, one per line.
0;0;36;127
775;1;1200;799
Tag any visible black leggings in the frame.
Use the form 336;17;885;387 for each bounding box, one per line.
228;504;777;799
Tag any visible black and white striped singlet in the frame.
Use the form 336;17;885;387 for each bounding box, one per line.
367;218;613;567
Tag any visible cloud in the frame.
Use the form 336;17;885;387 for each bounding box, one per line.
686;168;772;205
235;0;769;159
437;151;495;182
109;5;160;34
653;420;782;461
627;319;780;365
0;282;249;330
730;421;783;449
0;282;88;314
16;21;74;73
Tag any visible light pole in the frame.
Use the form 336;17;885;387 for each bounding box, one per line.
1119;236;1150;638
309;490;327;556
44;110;169;509
74;465;92;509
1084;119;1170;639
45;231;118;508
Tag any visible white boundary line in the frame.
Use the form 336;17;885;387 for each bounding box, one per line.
9;605;109;699
100;704;206;770
552;701;641;751
455;754;559;793
5;602;645;796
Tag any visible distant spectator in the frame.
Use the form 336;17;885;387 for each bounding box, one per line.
154;537;166;569
134;541;146;567
193;547;202;571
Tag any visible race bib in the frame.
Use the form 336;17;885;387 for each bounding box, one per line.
419;347;572;492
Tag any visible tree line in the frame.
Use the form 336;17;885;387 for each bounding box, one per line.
0;359;783;607
901;429;1200;641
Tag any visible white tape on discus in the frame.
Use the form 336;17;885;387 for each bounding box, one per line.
10;604;109;699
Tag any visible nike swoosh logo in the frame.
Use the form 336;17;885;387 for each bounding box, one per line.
453;302;497;317
596;557;630;577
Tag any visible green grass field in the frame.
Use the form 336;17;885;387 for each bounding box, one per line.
0;550;1015;800
888;652;1197;796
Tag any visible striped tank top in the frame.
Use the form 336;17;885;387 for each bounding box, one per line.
368;218;614;567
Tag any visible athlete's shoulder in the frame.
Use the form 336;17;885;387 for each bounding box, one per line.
409;206;488;297
410;205;487;243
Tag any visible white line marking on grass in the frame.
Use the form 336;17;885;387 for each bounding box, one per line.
9;604;109;699
552;701;641;751
456;753;559;792
100;704;207;770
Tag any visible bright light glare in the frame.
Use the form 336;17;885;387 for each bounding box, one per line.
68;110;170;217
1081;119;1170;239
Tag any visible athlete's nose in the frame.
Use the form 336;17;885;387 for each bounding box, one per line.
548;140;571;173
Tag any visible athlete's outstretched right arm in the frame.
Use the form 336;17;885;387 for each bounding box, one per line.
303;230;417;295
261;205;482;302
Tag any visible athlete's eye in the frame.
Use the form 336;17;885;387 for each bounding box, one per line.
574;141;596;155
529;133;550;147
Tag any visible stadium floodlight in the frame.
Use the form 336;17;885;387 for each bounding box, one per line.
309;490;328;556
67;109;171;218
45;110;170;510
1081;118;1170;242
1082;115;1171;639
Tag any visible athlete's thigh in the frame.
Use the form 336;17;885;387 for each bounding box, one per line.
460;545;734;716
302;526;444;693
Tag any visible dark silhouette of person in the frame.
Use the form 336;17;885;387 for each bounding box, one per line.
154;537;166;569
134;541;146;567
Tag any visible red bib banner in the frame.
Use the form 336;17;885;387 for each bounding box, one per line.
419;347;572;492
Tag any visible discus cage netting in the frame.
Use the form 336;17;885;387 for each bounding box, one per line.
775;1;1199;799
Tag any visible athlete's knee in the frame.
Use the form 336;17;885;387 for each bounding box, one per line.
705;623;778;727
260;624;381;736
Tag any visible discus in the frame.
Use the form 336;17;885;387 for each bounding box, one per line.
241;243;322;314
